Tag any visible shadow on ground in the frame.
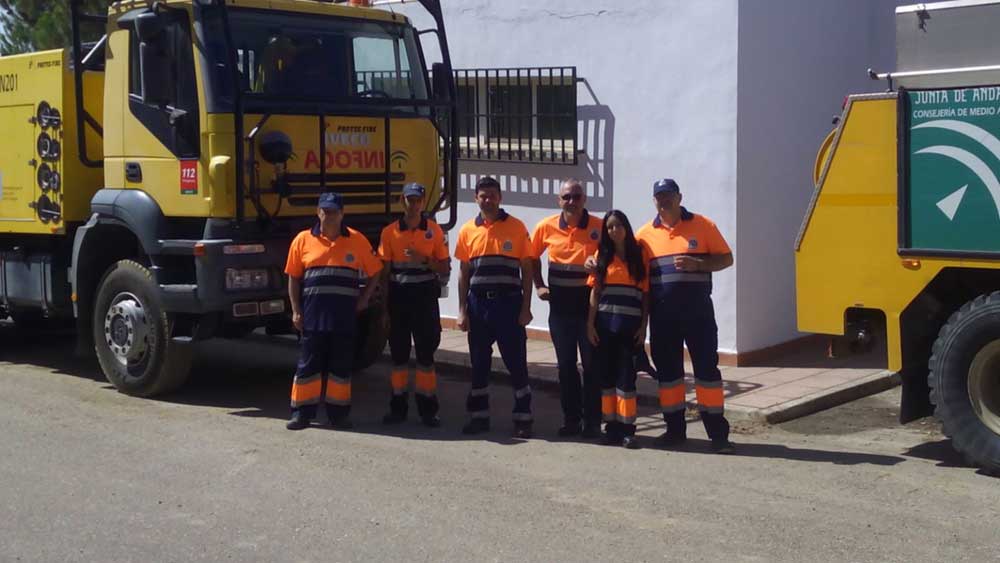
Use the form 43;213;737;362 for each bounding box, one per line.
1;322;907;465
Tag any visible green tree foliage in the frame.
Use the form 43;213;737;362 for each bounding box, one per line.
0;1;109;55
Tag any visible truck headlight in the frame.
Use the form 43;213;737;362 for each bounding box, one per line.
225;268;269;290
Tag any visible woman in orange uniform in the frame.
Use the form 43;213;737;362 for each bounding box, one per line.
587;210;649;449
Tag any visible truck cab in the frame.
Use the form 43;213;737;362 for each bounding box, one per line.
0;0;458;397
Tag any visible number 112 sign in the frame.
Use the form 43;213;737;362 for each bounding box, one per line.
180;160;198;195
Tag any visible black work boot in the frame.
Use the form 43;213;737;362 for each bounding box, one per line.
421;415;442;428
657;432;687;449
581;421;602;439
603;421;623;445
557;419;582;437
286;412;310;431
513;421;533;439
711;439;736;454
462;418;491;435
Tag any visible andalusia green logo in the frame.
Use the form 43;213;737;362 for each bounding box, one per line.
908;87;1000;252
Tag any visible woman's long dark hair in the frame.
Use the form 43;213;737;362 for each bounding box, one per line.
595;209;645;286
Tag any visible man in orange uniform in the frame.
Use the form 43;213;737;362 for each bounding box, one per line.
284;192;383;430
636;179;736;453
455;176;535;438
530;179;603;438
378;183;450;427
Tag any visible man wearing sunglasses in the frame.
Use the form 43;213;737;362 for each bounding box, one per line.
530;179;604;438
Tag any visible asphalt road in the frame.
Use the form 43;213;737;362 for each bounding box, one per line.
1;325;997;563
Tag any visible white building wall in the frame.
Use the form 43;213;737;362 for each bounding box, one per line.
734;0;900;352
404;0;742;351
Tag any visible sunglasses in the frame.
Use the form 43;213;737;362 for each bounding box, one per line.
560;193;583;202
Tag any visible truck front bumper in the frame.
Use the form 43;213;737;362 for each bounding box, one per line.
155;238;291;322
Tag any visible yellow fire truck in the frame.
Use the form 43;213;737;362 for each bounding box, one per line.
0;0;459;396
797;1;1000;472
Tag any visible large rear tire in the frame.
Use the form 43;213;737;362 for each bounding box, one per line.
929;291;1000;474
353;300;387;371
92;260;192;397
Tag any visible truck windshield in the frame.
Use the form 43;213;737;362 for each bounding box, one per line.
202;9;429;113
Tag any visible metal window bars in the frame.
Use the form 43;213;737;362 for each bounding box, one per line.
451;66;578;165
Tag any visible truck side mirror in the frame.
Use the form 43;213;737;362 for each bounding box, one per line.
431;62;452;101
134;11;166;42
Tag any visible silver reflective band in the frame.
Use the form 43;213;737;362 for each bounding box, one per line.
470;410;490;419
305;266;358;279
615;390;637;399
293;373;322;386
469;387;490;397
470;275;521;286
511;413;533;421
471;256;520;267
602;286;643;298
549;262;588;273
651;272;711;284
548;277;588;287
662;404;687;413
695;379;724;389
290;397;320;407
699;406;725;414
514;386;532;399
597;303;642;316
391;273;437;284
302;286;360;297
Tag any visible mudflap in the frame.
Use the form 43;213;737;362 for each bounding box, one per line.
899;367;934;424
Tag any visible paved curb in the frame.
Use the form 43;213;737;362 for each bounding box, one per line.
750;370;901;424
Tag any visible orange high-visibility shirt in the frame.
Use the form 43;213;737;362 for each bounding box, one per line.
635;207;730;307
454;209;531;293
378;215;449;291
588;254;648;334
285;224;383;332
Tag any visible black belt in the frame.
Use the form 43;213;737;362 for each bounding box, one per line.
472;289;521;300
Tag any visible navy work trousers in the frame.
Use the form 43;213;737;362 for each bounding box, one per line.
290;331;355;422
465;291;533;423
388;288;441;418
648;298;730;442
549;309;599;427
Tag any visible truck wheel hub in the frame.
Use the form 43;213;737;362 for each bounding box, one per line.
968;339;1000;436
104;293;150;365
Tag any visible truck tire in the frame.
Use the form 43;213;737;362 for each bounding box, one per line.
92;260;192;397
353;300;387;371
929;291;1000;474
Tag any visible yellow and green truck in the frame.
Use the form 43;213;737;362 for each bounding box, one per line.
797;0;1000;472
0;0;458;396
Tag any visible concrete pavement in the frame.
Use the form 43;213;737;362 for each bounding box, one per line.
0;327;997;563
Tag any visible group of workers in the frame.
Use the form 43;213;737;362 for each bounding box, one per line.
283;176;736;453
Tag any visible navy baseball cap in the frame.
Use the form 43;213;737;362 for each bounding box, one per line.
317;192;343;210
402;182;426;198
653;178;680;196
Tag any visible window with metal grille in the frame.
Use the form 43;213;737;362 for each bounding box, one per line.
453;67;577;164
